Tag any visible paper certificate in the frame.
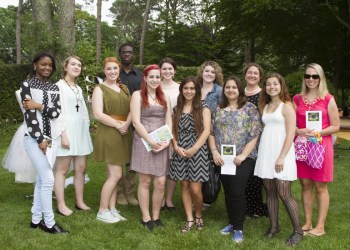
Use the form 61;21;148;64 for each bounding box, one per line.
141;125;173;152
220;144;236;175
306;111;322;131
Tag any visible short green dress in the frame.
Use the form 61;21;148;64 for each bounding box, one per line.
93;84;132;165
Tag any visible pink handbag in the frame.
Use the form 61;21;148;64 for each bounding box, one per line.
294;136;308;161
306;142;326;169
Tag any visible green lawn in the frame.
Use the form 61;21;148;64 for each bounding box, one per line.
0;123;349;249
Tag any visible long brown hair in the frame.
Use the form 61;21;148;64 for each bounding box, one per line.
173;76;202;139
140;64;167;109
219;75;247;109
259;73;291;113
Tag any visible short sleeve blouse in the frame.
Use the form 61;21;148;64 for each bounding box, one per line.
212;102;262;159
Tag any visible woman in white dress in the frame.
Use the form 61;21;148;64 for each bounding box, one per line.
254;73;302;246
54;56;93;216
2;90;37;183
159;57;179;211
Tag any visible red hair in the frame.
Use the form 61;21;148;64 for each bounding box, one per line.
102;57;121;68
141;64;167;109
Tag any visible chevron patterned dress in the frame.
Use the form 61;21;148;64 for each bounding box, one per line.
169;105;209;182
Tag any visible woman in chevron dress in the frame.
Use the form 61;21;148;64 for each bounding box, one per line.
169;76;211;232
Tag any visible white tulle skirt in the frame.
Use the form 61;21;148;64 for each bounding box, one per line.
2;123;37;183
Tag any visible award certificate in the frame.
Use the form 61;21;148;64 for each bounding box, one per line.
220;144;236;175
141;125;173;152
306;111;322;131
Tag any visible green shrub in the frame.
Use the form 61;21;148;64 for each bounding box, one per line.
0;64;198;120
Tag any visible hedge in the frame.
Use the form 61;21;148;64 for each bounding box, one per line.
0;64;199;120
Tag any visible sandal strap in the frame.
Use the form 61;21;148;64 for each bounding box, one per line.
195;217;204;230
181;220;194;232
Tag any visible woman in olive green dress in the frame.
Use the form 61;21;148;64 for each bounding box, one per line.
92;57;133;223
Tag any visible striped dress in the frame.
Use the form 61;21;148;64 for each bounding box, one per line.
169;102;209;182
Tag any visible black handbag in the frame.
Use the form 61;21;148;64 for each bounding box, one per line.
202;159;221;203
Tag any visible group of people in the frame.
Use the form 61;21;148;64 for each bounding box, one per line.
2;43;339;247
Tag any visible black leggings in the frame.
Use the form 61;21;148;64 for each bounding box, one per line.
263;179;302;233
220;158;255;230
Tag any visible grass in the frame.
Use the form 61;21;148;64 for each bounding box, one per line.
0;122;349;249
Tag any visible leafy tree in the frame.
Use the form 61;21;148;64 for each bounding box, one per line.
0;6;16;64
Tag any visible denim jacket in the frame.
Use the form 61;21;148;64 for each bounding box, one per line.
204;83;222;115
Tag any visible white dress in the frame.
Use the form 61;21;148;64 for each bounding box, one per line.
254;102;297;181
2;90;36;183
56;80;93;156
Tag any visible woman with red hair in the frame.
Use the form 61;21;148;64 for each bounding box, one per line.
92;57;133;223
130;64;172;231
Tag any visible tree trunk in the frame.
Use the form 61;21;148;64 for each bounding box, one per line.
58;0;76;61
96;0;102;63
16;0;23;64
32;0;54;52
140;0;152;65
244;37;255;63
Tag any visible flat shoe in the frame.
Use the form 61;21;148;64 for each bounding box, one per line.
302;226;313;234
153;219;164;227
56;209;72;217
306;231;325;237
166;205;176;211
39;221;69;234
30;220;45;229
141;220;154;231
75;204;91;211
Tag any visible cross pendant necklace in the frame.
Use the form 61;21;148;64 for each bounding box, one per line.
65;78;80;112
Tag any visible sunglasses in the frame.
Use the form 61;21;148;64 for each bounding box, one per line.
304;74;320;79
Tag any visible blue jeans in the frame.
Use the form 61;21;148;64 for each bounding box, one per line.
24;136;55;228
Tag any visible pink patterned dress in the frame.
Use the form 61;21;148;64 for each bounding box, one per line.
293;93;334;182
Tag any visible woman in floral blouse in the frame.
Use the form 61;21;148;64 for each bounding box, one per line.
208;75;262;243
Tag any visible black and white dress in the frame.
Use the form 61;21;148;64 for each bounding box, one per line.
169;102;209;182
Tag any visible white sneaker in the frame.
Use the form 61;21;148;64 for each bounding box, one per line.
96;210;120;223
110;209;127;221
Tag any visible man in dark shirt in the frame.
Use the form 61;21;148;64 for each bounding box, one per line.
119;43;143;96
117;43;142;206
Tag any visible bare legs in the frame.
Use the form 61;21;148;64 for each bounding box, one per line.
99;164;122;211
162;179;177;207
138;173;166;222
54;155;89;216
181;181;203;226
300;178;329;235
73;156;90;210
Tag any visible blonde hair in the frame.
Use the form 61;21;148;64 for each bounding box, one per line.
301;63;328;98
197;60;223;85
63;55;82;77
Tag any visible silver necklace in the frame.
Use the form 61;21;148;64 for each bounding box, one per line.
148;93;157;102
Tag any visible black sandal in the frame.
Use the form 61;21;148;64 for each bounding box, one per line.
286;231;303;246
180;220;194;233
264;227;280;238
195;217;204;231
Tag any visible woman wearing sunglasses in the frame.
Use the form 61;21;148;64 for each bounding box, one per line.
293;63;339;237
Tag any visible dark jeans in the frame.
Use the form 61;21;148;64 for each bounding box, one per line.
220;157;255;230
